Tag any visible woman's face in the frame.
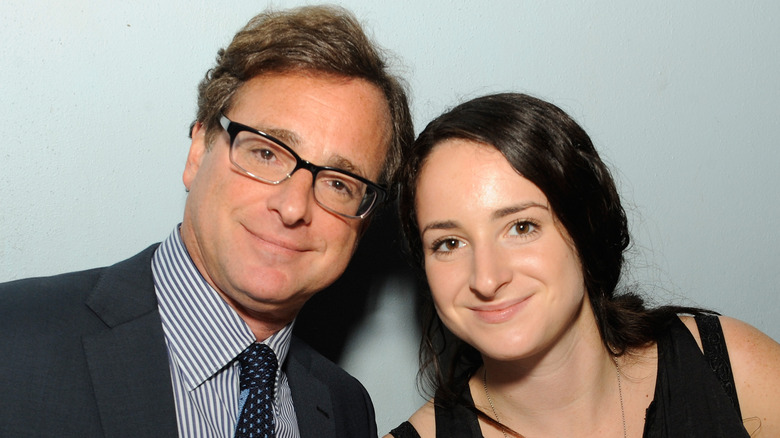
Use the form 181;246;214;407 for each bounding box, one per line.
415;139;590;362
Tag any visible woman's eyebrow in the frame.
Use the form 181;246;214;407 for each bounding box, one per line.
491;202;548;220
420;203;549;235
421;220;458;236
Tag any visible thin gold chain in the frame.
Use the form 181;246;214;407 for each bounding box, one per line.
482;367;508;438
613;356;628;438
482;358;628;438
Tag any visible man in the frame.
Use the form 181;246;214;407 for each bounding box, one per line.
0;5;413;438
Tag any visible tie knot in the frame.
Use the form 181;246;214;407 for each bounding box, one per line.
237;343;278;392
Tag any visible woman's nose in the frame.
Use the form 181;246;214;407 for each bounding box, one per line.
468;244;512;298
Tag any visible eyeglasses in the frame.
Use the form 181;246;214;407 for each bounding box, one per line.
219;115;386;219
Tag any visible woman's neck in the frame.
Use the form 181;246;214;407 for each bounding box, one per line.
471;307;629;437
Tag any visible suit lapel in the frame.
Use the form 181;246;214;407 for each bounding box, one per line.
286;339;337;438
82;246;178;438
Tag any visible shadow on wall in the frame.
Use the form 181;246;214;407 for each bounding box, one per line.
294;200;424;363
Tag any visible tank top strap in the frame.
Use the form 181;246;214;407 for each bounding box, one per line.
433;381;484;438
694;313;741;418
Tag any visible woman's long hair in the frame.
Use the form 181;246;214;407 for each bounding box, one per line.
398;93;707;410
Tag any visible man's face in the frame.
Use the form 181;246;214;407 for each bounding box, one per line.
180;73;390;336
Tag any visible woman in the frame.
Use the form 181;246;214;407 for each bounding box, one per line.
387;93;779;437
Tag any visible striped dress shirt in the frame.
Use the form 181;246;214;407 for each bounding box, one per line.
152;226;300;438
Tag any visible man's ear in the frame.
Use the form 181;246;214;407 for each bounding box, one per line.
183;121;207;191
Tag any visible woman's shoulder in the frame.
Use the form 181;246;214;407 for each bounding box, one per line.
680;314;780;436
408;400;437;437
384;421;422;438
719;316;780;436
677;313;780;363
383;400;435;438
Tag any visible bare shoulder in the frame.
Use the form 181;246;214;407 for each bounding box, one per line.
719;316;780;436
382;400;436;438
408;399;437;438
683;314;780;436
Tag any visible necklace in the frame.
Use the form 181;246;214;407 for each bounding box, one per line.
482;357;628;438
483;367;508;438
613;355;628;438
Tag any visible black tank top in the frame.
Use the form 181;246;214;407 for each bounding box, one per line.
389;314;749;438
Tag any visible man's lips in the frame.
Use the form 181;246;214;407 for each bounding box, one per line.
242;225;310;253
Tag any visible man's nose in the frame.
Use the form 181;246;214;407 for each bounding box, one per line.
267;169;315;226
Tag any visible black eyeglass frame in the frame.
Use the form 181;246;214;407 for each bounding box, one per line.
219;115;387;219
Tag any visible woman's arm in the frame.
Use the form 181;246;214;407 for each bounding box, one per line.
721;316;780;437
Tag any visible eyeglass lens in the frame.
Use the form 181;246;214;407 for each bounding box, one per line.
229;130;377;217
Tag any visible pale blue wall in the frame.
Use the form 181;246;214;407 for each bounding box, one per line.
2;1;779;434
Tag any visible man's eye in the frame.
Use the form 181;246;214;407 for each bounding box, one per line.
321;177;358;198
253;148;276;161
330;179;346;191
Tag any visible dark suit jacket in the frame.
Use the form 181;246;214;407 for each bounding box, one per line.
0;245;377;438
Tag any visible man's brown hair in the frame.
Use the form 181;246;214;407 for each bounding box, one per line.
195;5;413;187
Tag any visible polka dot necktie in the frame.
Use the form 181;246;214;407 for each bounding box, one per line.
235;343;278;438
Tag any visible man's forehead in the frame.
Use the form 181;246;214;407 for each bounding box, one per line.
229;73;391;178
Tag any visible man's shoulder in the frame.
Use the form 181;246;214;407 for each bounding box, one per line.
1;244;158;294
286;336;377;436
0;244;176;437
0;266;107;328
0;266;104;298
288;336;333;368
0;244;160;328
286;335;372;395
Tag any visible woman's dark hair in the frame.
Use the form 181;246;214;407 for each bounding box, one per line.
398;93;707;408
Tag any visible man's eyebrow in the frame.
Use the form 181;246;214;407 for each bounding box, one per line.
326;155;363;176
263;127;301;148
261;126;366;177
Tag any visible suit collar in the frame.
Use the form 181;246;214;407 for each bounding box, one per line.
285;337;337;438
85;244;161;327
82;245;179;437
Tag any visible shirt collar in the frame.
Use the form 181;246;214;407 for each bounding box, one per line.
152;225;294;390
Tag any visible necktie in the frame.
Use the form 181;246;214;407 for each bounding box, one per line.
235;343;278;438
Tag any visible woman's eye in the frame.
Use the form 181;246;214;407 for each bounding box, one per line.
433;238;464;253
509;221;536;236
